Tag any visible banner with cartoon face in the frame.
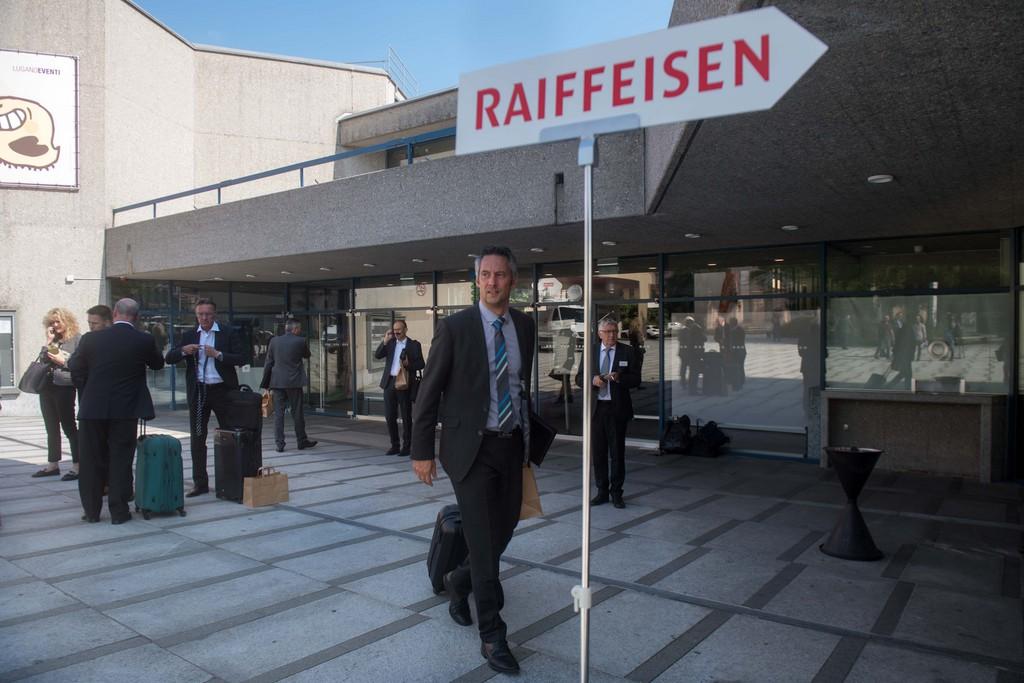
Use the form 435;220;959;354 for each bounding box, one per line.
0;50;78;189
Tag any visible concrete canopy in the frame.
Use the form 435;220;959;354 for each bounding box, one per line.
106;0;1024;282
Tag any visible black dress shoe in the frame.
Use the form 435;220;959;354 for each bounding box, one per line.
276;444;285;453
480;640;520;674
186;487;209;498
399;449;410;457
444;571;473;626
111;513;132;525
61;471;79;482
80;514;100;523
386;447;401;455
298;440;317;450
590;493;609;506
32;468;60;478
611;495;626;509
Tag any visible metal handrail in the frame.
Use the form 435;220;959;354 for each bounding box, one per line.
112;126;456;222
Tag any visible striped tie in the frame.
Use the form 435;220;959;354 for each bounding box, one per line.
493;317;513;432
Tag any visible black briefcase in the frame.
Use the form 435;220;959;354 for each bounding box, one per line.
427;504;468;594
221;384;262;431
214;428;262;502
528;409;557;466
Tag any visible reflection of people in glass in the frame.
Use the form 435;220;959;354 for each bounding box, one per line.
913;314;928;360
891;310;915;389
873;315;893;359
677;316;704;394
942;314;957;360
797;320;821;416
837;314;852;350
550;328;575;403
627;316;645;380
722;317;746;390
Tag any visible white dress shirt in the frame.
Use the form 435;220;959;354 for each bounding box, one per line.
598;345;616;401
390;338;407;377
197;322;224;384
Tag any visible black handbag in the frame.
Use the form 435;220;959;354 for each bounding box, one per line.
527;409;557;466
18;352;51;394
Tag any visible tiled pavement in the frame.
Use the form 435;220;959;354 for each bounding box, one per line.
0;413;1022;682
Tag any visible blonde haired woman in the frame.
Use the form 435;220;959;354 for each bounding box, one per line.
32;307;82;479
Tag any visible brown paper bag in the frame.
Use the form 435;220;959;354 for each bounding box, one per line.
243;466;290;508
260;390;274;419
519;463;543;520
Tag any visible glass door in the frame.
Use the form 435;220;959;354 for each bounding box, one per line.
305;313;352;415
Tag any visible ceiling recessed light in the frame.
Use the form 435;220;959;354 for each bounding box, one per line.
467;253;478;258
684;233;701;239
458;279;466;282
544;273;553;277
861;245;873;250
280;270;292;275
211;276;224;281
387;283;394;287
362;263;376;268
707;263;718;267
529;247;545;253
780;224;800;232
647;266;657;271
867;174;894;184
319;266;332;272
244;274;256;279
601;240;617;246
411;258;425;263
773;258;785;263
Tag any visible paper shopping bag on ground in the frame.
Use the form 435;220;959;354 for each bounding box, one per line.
243;466;290;508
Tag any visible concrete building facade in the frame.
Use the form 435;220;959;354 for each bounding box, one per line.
0;0;401;414
3;0;1022;482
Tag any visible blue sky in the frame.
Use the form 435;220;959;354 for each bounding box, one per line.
134;1;675;95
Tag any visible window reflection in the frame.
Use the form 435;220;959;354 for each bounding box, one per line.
826;294;1010;393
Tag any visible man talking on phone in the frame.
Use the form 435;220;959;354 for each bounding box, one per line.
577;316;640;509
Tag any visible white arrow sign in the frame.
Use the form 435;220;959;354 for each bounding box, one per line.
457;7;827;155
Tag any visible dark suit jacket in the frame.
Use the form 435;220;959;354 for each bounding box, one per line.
411;306;535;483
165;324;246;403
69;323;165;420
576;342;640;421
374;337;425;390
260;333;310;389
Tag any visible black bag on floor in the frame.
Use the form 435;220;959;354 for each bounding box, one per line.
865;372;888;389
221;384;263;431
427;504;468;594
692;420;730;458
214;428;262;502
659;415;692;455
701;351;726;395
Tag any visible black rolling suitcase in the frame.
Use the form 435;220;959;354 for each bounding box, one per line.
701;351;726;395
427;504;468;594
214;428;262;502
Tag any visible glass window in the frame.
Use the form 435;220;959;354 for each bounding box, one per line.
354;274;433;309
231;283;286;313
110;280;170;310
385;135;456;168
827;233;1011;292
437;269;475;308
665;246;820;299
354;309;434;416
826;293;1010;394
664;299;819;431
593;256;659;301
0;311;14;388
306;313;352;415
173;283;229;316
232;314;286;389
136;313;173;410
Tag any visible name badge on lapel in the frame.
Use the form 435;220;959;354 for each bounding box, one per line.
619;360;628;367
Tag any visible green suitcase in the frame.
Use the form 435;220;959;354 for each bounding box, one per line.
135;432;186;519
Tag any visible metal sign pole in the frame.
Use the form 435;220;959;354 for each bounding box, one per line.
572;134;596;683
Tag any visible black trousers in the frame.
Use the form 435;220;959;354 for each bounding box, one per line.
272;388;308;447
382;377;412;451
189;383;231;489
592;402;628;496
39;384;78;464
449;431;523;644
78;418;136;520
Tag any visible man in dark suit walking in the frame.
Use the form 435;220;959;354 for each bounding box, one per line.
577;317;640;509
260;319;316;453
411;246;535;675
165;299;245;497
69;298;164;524
374;319;425;455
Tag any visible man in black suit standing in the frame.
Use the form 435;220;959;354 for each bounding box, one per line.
260;319;316;453
374;319;425;456
411;246;535;675
577;317;640;509
165;299;245;497
69;298;164;524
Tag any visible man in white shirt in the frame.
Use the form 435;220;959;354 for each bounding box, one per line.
373;320;424;455
165;299;245;496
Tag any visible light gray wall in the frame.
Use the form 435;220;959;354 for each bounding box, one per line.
0;0;110;414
